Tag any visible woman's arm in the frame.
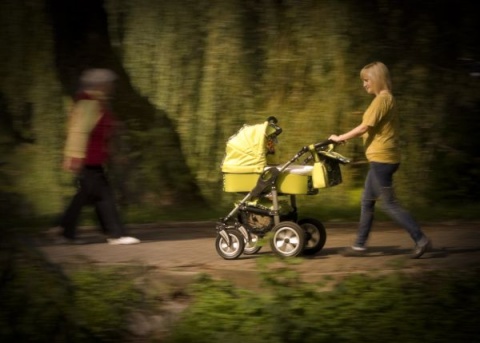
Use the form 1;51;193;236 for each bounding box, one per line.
329;123;369;143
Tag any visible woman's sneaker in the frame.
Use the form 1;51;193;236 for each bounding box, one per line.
107;236;141;245
411;238;432;259
341;245;367;256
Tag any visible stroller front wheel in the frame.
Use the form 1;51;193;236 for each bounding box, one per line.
215;229;245;260
270;221;305;257
243;233;262;255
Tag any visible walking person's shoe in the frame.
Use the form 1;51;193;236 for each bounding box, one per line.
55;236;87;245
411;237;432;259
50;226;87;245
107;236;141;245
341;245;367;257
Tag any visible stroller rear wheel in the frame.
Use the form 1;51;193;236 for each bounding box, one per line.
298;218;327;255
270;221;305;257
216;229;245;260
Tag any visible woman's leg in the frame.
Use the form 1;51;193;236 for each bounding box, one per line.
354;167;378;247
370;163;428;244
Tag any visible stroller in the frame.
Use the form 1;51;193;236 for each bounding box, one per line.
215;117;350;259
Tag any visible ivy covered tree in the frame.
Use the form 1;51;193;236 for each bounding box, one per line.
0;0;479;224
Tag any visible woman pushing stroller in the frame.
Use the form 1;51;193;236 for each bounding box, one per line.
329;61;432;258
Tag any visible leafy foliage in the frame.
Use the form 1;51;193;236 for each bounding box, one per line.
0;241;73;342
168;259;480;343
0;238;143;342
1;237;479;342
68;266;142;341
0;0;479;224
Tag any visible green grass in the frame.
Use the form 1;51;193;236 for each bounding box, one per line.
2;235;479;343
0;242;144;342
167;263;480;343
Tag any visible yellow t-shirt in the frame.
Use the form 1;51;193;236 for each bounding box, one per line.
361;92;400;163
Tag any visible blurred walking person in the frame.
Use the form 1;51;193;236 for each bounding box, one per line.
57;68;140;245
329;61;431;258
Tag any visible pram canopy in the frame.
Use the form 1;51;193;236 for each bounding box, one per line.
221;121;278;174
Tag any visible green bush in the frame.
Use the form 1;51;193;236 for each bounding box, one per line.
68;266;143;342
0;240;143;343
167;258;480;343
0;242;74;342
2;238;479;343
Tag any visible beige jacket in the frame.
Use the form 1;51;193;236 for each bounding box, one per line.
63;91;104;159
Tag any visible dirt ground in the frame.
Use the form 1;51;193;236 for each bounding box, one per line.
36;221;480;289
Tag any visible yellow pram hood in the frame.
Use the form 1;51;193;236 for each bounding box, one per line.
221;120;279;174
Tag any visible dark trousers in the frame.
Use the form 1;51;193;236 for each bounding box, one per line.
60;166;125;239
356;162;426;247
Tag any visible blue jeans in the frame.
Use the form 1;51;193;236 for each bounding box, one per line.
355;162;426;247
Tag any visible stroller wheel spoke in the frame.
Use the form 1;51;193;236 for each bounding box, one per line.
286;243;295;252
289;237;299;245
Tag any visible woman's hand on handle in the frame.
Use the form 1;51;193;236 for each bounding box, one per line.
329;124;369;143
328;134;344;143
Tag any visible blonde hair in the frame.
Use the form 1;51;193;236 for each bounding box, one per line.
360;61;392;93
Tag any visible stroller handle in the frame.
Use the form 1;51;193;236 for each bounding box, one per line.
303;139;351;164
314;139;334;149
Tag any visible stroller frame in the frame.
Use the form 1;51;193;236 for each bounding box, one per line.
215;118;349;259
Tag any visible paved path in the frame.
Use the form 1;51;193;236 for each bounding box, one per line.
37;221;480;288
